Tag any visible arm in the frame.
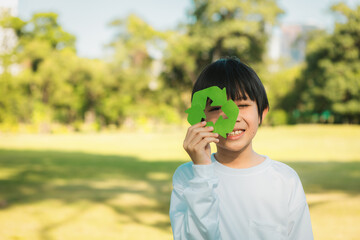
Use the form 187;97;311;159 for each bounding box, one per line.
170;163;221;240
287;174;314;240
287;201;313;240
170;121;221;240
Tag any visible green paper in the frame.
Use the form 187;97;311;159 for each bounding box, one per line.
185;86;239;138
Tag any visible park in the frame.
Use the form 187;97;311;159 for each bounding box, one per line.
1;0;360;239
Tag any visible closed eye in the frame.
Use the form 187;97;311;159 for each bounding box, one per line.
209;107;221;112
238;105;249;108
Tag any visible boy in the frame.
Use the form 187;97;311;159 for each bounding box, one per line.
169;57;313;239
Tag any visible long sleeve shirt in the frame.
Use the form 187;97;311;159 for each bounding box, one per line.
169;153;313;240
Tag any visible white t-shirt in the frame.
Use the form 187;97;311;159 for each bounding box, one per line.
170;153;313;240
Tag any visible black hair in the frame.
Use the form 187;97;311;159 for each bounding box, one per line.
192;56;269;124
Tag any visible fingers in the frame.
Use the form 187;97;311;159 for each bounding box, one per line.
183;121;219;152
184;121;211;145
186;121;213;138
188;129;218;148
186;121;207;136
196;136;219;150
184;121;206;146
183;121;220;165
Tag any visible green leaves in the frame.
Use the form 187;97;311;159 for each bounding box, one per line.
291;3;360;123
161;0;282;96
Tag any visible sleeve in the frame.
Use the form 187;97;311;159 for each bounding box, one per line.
287;175;314;240
169;163;221;240
287;202;313;240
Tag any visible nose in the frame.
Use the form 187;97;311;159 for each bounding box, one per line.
236;110;243;122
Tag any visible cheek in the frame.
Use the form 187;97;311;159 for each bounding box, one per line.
241;108;259;123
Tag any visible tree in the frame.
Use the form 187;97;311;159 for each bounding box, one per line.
1;12;180;131
106;14;181;126
0;12;114;130
1;12;76;71
0;13;77;127
289;3;360;123
262;65;302;125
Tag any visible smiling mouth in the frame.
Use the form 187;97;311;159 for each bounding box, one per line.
227;129;245;137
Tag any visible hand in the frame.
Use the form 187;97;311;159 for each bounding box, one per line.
183;121;219;165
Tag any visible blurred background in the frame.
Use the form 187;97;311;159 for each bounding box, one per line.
0;0;359;239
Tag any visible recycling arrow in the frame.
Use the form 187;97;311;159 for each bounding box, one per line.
185;86;239;138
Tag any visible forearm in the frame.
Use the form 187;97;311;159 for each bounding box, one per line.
170;163;221;240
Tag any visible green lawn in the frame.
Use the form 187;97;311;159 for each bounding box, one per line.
0;125;359;240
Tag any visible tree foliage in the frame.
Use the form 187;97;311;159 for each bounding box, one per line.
1;13;76;71
261;65;302;125
1;2;360;131
0;12;183;132
288;3;360;123
161;0;282;89
0;13;118;131
160;0;283;114
106;14;181;125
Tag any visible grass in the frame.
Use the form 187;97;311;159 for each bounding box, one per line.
0;124;359;240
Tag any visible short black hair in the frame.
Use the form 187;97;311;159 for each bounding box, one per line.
192;56;269;124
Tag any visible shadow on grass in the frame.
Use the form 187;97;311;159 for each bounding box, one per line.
285;161;360;195
0;149;183;237
0;149;359;236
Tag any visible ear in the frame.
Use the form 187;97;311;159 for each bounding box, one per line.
259;107;269;125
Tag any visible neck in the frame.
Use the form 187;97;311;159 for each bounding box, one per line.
215;142;264;169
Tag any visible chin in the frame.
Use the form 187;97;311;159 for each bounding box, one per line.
216;140;251;153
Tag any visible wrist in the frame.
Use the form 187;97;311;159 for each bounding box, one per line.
193;161;211;165
191;157;211;165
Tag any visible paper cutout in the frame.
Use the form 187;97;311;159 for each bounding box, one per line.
185;86;239;138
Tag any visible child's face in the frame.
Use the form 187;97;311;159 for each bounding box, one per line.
204;95;264;153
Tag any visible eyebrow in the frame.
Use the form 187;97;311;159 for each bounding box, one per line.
235;98;251;102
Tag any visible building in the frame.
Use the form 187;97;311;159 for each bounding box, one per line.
268;23;319;70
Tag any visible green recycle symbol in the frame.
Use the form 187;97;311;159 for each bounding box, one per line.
185;86;239;138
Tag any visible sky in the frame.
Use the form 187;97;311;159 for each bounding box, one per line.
4;0;359;58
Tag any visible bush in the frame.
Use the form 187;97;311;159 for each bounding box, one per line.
266;109;288;126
